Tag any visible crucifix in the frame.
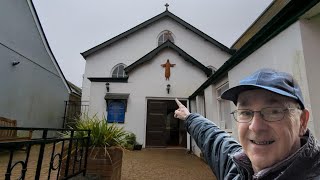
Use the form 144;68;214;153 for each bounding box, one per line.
165;3;169;11
161;59;175;80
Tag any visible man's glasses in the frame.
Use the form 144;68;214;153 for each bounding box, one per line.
231;107;298;123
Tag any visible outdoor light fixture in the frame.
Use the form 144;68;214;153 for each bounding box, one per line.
12;61;20;66
106;82;110;92
166;84;171;94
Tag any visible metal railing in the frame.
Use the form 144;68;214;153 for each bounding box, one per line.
0;127;91;180
63;101;89;128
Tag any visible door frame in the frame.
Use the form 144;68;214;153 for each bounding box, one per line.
144;97;189;148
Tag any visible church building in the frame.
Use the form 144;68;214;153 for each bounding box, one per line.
81;5;232;149
81;1;320;156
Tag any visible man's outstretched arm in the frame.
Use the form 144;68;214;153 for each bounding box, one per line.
174;98;242;179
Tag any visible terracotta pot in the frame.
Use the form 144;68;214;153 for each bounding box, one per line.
86;147;123;180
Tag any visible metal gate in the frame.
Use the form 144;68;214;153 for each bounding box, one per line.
0;127;90;180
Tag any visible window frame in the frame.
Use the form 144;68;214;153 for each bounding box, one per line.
157;30;175;46
111;63;127;78
216;83;232;130
106;100;126;123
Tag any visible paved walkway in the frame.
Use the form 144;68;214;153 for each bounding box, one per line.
0;144;60;179
122;148;217;180
0;146;216;180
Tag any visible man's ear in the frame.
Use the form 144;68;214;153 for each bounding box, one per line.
299;109;309;136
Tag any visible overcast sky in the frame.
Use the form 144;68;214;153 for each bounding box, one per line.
33;0;272;87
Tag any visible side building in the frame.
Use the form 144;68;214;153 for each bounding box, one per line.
0;0;71;130
190;0;320;156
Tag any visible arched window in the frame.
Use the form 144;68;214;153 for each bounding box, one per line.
111;64;127;78
207;65;217;74
107;100;125;123
158;30;174;46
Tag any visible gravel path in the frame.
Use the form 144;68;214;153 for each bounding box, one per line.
121;148;217;180
0;146;216;180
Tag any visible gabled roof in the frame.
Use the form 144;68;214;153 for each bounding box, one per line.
81;10;235;58
67;81;82;96
124;40;212;77
232;1;320;50
190;0;320;99
231;1;288;50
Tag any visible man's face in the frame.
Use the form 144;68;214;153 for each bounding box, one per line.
237;89;307;172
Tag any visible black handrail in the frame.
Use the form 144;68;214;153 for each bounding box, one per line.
0;127;91;180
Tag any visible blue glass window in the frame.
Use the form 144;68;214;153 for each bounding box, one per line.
107;101;125;123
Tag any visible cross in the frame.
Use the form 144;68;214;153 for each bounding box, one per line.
161;59;175;80
165;3;169;11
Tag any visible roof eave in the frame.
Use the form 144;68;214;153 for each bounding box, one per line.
81;11;234;59
166;12;235;55
190;0;320;99
81;11;169;58
124;40;211;76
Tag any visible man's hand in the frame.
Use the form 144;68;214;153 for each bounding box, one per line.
174;98;190;120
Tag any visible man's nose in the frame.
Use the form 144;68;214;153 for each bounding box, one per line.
249;112;269;132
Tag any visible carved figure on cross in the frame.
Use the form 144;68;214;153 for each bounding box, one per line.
161;59;175;80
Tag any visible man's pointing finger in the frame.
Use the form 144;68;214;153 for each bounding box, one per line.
175;98;184;108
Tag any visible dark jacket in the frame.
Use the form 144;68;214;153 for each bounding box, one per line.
185;113;320;180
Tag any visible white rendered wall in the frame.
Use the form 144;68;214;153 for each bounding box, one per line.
82;17;230;102
196;95;205;117
192;95;206;157
190;99;197;113
300;16;320;139
189;99;200;156
204;85;215;121
225;22;313;140
87;49;208;146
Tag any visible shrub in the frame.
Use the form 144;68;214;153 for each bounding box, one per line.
123;132;137;150
65;113;128;151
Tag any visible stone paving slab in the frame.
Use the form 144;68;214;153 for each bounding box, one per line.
121;148;217;180
1;145;217;180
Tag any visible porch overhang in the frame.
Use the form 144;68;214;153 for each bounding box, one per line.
104;93;130;111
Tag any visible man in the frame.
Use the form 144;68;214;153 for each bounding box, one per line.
174;68;320;179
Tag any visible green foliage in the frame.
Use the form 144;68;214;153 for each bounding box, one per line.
123;132;137;150
70;113;128;149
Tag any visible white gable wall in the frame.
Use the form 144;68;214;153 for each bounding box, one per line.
223;22;314;140
87;49;208;145
82;17;230;102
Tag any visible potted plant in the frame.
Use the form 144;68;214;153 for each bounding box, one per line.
61;113;128;180
123;132;143;151
133;143;143;150
123;132;136;150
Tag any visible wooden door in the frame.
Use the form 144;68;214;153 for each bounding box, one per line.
146;100;167;147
